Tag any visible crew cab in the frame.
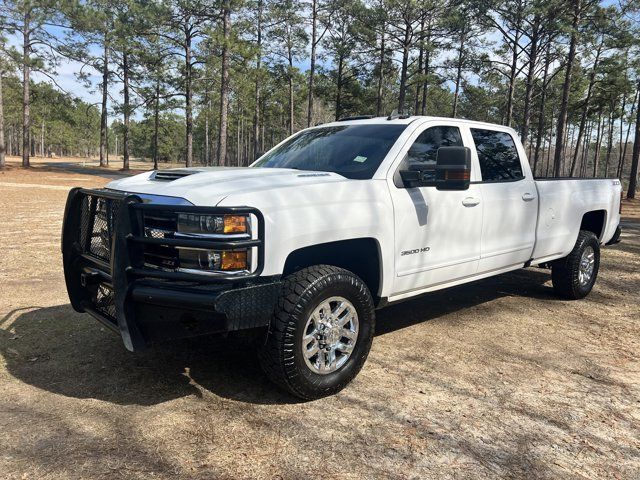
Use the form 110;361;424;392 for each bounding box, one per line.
61;116;622;399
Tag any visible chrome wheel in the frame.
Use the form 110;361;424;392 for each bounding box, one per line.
301;296;359;375
578;246;595;286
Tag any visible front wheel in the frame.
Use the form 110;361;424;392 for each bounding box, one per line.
552;230;600;299
258;265;375;399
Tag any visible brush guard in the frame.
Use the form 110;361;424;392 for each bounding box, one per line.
61;188;279;351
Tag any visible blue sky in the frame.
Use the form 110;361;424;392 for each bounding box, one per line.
4;1;632;124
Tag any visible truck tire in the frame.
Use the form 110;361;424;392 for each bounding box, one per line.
551;230;600;300
258;265;375;399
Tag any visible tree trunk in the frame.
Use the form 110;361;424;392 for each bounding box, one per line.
153;79;160;170
397;24;410;113
604;109;614;177
122;49;130;171
452;34;464;118
593;112;603;177
580;120;593;176
414;15;424;115
616;93;626;177
505;17;522;127
288;41;294;135
22;7;31;168
307;0;317;127
40;119;44;157
570;41;602;176
335;55;344;120
521;15;540;149
620;88;638;179
100;38;109;167
376;23;386;116
217;0;231;166
205;103;210;166
553;0;581;177
0;68;5;168
253;0;263;158
545;113;554;176
420;20;432;115
185;28;193;167
628;81;640;198
532;46;550;174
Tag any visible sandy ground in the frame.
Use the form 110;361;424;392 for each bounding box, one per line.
1;157;639;479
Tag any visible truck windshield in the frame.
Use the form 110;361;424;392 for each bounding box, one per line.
252;124;407;179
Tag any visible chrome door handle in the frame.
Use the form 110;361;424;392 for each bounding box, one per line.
522;193;536;202
462;197;481;207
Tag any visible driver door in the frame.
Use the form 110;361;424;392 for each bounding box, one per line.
388;123;483;297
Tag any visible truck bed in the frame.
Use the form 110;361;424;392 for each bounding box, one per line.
531;178;622;264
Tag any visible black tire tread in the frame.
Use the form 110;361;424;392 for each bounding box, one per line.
552;230;600;300
258;265;374;399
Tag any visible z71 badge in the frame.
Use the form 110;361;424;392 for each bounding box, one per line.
401;247;430;256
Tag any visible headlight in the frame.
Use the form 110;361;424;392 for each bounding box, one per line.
177;213;249;236
179;248;249;272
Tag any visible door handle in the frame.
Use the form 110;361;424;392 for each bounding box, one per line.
522;193;536;202
462;197;481;207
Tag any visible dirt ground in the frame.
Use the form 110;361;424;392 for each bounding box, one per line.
1;157;639;479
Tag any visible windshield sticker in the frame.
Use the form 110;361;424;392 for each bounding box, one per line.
353;155;367;163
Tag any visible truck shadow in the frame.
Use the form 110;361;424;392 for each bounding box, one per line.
0;269;553;406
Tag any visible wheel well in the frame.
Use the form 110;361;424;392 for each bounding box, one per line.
282;238;382;301
580;210;606;240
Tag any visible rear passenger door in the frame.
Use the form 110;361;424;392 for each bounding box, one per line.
470;128;537;272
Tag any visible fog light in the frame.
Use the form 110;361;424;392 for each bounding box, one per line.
178;248;222;271
221;250;248;271
200;251;221;270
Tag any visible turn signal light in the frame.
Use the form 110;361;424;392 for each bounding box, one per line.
221;250;248;271
443;170;470;180
224;215;248;234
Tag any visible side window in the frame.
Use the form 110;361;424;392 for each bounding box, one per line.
406;126;463;167
470;129;523;182
399;126;463;184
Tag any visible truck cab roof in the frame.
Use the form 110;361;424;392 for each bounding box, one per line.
321;115;519;135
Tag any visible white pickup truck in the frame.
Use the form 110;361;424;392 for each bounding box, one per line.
62;116;622;399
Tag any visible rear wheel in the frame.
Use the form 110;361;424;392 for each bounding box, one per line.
258;265;375;399
552;230;600;299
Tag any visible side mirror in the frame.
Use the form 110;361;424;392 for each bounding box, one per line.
255;151;264;161
435;146;471;191
399;166;432;188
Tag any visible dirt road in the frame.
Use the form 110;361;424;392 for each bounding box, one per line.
1;160;639;479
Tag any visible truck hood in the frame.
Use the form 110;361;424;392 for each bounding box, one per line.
106;167;349;206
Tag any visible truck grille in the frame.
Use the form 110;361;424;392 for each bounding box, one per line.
76;194;122;325
143;212;179;269
94;283;117;321
80;194;122;264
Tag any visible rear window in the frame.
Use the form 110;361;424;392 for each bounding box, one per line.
470;129;523;182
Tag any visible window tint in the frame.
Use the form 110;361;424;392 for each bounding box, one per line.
406;126;463;167
253;124;406;179
470;129;523;182
399;126;463;185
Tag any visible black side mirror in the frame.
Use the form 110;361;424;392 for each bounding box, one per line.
435;146;471;191
255;151;264;161
399;166;432;188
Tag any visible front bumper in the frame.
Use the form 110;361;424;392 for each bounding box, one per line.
61;188;280;351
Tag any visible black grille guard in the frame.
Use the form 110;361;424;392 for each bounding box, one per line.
61;187;266;351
